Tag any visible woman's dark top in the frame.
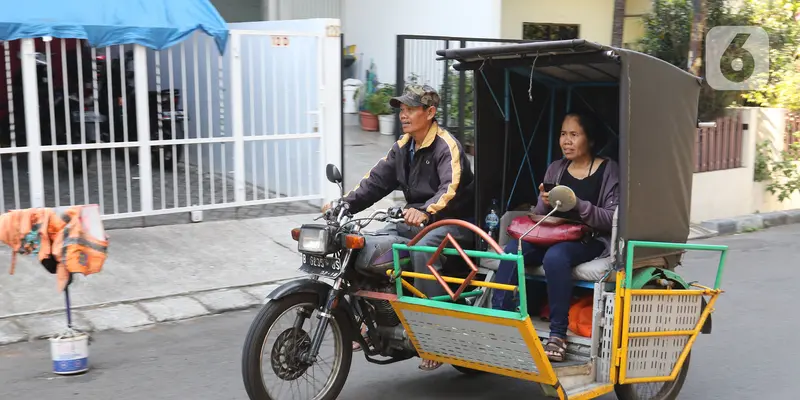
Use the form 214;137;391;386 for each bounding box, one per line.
552;159;607;221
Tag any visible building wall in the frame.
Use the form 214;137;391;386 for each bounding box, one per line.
341;0;502;83
500;0;615;44
210;0;266;22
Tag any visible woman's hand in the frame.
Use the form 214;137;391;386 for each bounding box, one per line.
538;183;550;206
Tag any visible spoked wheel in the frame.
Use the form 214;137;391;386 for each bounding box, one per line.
614;352;690;400
241;293;352;400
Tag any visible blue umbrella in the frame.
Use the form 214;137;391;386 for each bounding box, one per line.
0;0;228;53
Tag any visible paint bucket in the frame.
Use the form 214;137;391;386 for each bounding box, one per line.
49;331;90;375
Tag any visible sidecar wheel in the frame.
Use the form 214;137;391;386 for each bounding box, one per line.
241;293;352;400
614;346;690;400
452;365;486;375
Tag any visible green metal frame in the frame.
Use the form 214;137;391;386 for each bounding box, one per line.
623;240;729;290
391;244;528;318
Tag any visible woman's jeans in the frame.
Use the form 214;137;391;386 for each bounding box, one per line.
491;238;604;339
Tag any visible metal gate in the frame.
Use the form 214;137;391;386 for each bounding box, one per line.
0;22;343;227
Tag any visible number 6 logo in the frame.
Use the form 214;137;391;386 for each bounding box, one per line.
705;26;769;91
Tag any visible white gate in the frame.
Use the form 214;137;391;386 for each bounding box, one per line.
0;19;342;226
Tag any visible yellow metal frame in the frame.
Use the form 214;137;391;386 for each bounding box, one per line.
615;271;723;384
390;299;561;385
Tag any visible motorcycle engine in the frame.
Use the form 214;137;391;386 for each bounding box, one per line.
366;285;400;327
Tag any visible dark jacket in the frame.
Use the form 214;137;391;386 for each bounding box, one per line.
343;122;474;222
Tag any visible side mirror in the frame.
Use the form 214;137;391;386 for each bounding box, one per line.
325;164;343;184
549;185;577;212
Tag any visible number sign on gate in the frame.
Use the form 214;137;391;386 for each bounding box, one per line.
271;36;290;47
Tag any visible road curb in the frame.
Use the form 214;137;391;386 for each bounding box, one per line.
0;278;298;346
697;209;800;239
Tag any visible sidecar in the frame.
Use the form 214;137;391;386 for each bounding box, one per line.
385;39;728;400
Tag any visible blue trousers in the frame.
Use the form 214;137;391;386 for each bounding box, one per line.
491;238;604;338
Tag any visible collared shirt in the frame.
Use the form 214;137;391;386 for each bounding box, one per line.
409;138;416;164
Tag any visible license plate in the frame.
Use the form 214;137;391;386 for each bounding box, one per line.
72;111;105;123
159;110;185;120
299;253;341;278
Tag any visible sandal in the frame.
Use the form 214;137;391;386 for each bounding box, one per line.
544;336;567;362
352;323;369;352
418;359;443;371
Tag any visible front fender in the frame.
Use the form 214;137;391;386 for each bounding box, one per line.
266;278;333;305
265;278;362;338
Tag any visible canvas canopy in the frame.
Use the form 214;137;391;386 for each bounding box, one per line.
437;40;703;264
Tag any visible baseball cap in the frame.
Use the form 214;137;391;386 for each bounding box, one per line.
389;84;440;109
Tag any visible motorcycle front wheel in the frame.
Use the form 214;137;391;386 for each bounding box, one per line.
241;293;352;400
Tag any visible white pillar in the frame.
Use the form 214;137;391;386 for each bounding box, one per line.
265;0;279;20
229;33;246;203
20;38;44;208
134;45;153;212
319;20;343;205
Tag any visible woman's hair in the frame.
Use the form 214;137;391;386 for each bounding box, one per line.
564;111;605;156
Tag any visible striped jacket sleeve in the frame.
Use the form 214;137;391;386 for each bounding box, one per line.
421;134;463;221
341;142;400;214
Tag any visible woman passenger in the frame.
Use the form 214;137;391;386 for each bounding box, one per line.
491;112;619;362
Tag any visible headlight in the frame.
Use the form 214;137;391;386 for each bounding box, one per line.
298;226;329;255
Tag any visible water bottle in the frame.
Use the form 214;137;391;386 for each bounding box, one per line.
484;198;500;249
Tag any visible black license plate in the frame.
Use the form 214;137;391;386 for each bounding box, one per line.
299;254;341;278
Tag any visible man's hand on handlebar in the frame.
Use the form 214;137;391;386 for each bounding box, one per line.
403;208;429;227
321;202;332;214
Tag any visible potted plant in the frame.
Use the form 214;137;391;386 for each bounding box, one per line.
356;86;378;131
364;84;395;135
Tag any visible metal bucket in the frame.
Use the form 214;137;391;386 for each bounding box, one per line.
49;331;90;375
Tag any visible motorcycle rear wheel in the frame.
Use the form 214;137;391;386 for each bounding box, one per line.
241;293;352;400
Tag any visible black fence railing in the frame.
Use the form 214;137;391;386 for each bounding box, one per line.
393;35;531;148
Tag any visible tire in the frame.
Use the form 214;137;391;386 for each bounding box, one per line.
615;280;691;400
614;351;690;400
241;293;353;400
452;365;486;375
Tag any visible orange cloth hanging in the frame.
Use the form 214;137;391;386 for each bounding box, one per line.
0;205;108;291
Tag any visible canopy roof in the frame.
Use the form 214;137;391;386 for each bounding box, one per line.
438;40;704;264
0;0;228;52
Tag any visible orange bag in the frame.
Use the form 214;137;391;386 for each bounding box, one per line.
567;296;594;338
539;294;595;338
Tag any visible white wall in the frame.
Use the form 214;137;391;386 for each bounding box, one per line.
341;0;503;84
501;0;614;44
689;107;800;222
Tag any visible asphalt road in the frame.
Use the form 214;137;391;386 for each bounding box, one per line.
2;225;799;399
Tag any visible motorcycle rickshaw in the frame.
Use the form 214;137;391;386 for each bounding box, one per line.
241;39;728;400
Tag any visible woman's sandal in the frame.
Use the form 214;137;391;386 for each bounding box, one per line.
544;336;567;362
352;323;369;352
418;359;443;371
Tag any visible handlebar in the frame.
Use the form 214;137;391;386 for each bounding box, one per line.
319;203;425;230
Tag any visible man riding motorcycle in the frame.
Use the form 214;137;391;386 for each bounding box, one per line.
322;84;475;371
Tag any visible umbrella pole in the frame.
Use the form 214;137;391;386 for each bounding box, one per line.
64;286;72;329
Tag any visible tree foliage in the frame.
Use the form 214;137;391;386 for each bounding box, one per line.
638;0;755;120
739;0;800;111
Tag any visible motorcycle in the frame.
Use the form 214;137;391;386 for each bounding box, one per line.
0;50;96;174
94;50;185;170
241;163;480;400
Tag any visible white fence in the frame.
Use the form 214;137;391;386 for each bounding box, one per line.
0;19;342;225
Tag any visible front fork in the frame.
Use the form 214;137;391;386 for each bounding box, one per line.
300;248;354;364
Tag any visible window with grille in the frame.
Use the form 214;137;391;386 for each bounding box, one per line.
522;23;580;41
